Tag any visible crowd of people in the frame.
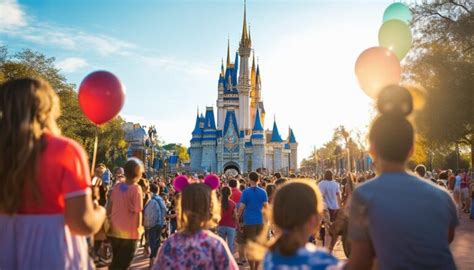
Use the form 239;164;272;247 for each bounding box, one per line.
1;78;473;270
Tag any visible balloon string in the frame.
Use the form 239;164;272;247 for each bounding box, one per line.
91;126;99;176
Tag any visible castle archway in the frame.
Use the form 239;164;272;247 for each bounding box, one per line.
223;162;240;176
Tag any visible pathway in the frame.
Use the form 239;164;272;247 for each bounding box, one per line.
127;214;473;269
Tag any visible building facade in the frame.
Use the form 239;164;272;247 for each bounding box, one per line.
189;4;298;174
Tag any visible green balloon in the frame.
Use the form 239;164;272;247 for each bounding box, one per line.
378;19;412;60
383;2;412;24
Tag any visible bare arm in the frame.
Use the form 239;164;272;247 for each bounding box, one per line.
337;192;342;208
347;240;375;270
238;203;246;219
65;194;106;235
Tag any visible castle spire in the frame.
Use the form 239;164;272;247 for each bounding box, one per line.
221;58;225;76
240;0;250;48
248;24;252;45
270;118;283;143
251;52;256;73
252;108;264;131
226;38;231;68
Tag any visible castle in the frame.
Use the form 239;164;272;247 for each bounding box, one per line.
189;3;298;174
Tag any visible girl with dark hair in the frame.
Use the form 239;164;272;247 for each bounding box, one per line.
217;186;238;253
0;78;106;269
153;175;238;270
348;85;458;270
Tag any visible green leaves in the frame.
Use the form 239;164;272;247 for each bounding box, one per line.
0;46;128;168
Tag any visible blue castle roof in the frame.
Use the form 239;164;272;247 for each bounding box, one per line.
204;108;216;130
234;52;239;75
201;107;217;141
270;120;283;143
192;114;202;136
252;108;263;131
288;128;297;144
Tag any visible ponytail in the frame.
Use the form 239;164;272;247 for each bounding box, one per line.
270;230;306;256
221;186;230;210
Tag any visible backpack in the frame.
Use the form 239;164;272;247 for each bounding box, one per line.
143;197;161;229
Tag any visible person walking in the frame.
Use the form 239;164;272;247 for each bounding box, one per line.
238;172;268;270
107;158;145;270
347;86;458;270
0;78;106;269
217;186;238;254
143;183;167;267
318;170;342;252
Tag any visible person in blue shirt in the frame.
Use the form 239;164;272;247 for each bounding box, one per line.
348;85;459;270
239;172;268;270
262;180;344;270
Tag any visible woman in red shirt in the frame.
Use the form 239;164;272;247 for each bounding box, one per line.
217;186;238;253
0;78;106;269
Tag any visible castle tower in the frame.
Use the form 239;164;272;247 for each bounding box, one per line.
270;119;283;172
201;107;217;172
251;108;265;171
217;58;225;130
288;128;298;172
237;1;252;132
250;54;257;123
189;112;203;170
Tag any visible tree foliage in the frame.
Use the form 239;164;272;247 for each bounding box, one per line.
405;0;473;167
163;143;190;162
0;46;128;168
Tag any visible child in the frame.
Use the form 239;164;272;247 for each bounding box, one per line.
153;175;238;270
217;186;238;253
260;180;343;269
107;158;145;270
0;78;105;269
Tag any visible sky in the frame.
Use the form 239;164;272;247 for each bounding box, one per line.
0;0;400;164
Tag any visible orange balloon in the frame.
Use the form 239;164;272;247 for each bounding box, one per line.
404;83;427;111
355;47;401;99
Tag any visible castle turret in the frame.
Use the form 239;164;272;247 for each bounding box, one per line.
201;107;217;172
217;59;225;129
270;119;283;172
190;112;203;170
288;128;298;171
237;1;252;132
251;108;265;171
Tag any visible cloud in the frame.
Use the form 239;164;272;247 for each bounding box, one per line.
138;55;214;77
0;0;135;56
0;0;208;75
0;0;26;30
56;57;88;73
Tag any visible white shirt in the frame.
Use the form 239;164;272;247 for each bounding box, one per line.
318;180;340;210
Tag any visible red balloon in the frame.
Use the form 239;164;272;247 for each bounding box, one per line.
78;71;125;125
355;47;401;99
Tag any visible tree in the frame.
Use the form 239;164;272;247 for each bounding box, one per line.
0;46;128;168
405;1;473;168
163;143;190;163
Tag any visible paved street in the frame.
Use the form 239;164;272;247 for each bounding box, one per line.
127;213;473;269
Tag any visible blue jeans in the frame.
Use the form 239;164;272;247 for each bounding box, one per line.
145;225;162;258
217;226;236;253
